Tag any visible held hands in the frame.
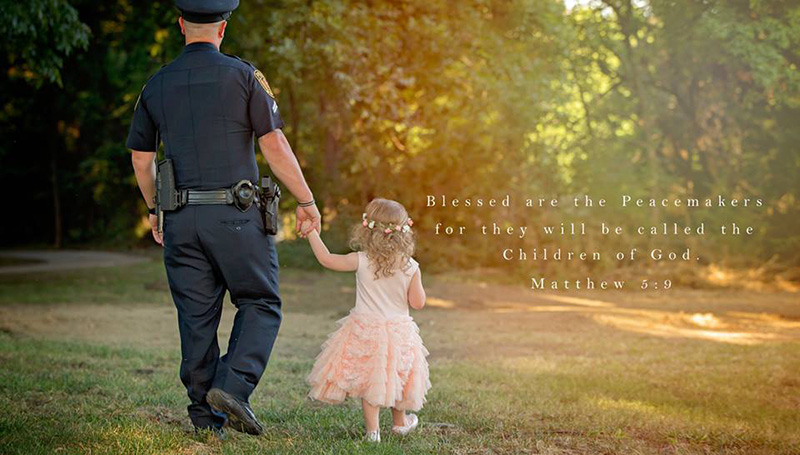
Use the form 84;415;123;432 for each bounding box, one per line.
296;204;321;238
299;219;317;238
149;214;163;246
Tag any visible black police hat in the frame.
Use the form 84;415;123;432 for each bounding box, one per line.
176;0;240;23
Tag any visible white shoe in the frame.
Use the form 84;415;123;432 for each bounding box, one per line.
391;413;419;436
364;430;381;442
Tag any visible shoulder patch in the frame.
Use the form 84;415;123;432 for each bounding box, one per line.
254;69;275;98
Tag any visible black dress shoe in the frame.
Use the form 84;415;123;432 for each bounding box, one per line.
206;388;264;436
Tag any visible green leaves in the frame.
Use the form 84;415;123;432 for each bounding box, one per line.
0;0;91;87
0;0;797;265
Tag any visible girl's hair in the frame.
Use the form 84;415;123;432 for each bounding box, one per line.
349;198;416;279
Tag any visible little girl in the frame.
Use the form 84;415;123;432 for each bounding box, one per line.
303;198;430;442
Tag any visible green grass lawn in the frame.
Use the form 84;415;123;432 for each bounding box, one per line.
0;251;798;454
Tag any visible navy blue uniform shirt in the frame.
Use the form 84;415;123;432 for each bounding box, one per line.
126;42;283;190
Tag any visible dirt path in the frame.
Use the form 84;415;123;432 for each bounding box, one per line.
0;250;147;274
1;272;798;357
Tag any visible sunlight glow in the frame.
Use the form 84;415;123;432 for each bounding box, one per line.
135;215;151;238
431;287;799;346
592;397;660;415
538;294;616;308
427;297;455;309
593;314;785;345
688;313;723;329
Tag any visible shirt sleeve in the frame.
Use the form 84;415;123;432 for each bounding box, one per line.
248;68;284;137
405;257;420;277
126;86;158;151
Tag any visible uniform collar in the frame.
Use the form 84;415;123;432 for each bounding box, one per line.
183;42;220;53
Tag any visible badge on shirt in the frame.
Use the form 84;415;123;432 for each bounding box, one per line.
254;69;275;99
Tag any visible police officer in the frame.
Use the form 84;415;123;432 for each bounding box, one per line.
128;0;320;438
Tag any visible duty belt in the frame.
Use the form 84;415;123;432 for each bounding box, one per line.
185;189;234;205
181;180;258;212
157;158;272;234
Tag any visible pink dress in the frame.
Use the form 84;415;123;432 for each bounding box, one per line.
306;252;431;411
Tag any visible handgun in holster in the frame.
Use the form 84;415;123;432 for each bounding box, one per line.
258;176;281;236
155;159;183;234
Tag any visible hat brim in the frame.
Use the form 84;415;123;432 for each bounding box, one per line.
180;10;231;24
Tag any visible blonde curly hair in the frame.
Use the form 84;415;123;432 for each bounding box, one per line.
349;198;416;279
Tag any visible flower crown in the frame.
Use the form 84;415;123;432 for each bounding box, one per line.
362;212;413;234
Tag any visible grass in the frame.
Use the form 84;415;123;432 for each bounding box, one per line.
0;248;798;454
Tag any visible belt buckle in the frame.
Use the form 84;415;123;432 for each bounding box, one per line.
231;180;255;212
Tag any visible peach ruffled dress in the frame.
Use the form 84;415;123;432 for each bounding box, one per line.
306;252;431;411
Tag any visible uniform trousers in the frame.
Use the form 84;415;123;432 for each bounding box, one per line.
163;204;281;428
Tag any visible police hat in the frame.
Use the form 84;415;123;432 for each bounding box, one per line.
176;0;239;23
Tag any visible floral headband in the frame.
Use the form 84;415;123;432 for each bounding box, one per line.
362;212;414;234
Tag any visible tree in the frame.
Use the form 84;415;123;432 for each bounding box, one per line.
0;0;90;86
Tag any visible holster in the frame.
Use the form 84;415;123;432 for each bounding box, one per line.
258;176;281;236
156;159;184;233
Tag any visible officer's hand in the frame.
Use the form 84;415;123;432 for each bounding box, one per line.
149;214;163;246
299;220;314;237
296;204;321;238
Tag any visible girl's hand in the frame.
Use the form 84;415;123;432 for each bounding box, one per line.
300;219;315;238
296;204;321;237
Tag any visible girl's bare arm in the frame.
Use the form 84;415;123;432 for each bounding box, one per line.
408;268;426;309
305;229;359;272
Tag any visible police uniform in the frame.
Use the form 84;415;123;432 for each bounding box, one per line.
126;0;284;431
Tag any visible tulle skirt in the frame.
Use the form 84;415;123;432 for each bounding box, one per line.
306;310;431;411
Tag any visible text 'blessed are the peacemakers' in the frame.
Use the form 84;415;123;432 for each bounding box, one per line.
425;194;762;291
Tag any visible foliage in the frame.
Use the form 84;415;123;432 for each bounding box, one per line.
558;0;800;267
0;0;797;269
0;0;90;86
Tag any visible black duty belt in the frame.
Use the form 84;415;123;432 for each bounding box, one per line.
185;189;233;205
181;180;258;212
157;159;274;234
